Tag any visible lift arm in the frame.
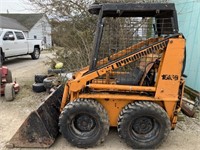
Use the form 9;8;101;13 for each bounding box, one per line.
68;37;172;92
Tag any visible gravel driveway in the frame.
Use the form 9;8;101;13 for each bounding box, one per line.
0;51;200;150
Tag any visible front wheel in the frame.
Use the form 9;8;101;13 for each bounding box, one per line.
59;99;109;148
118;101;171;149
31;48;40;60
5;83;15;101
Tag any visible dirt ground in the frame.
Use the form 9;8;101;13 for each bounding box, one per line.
0;51;200;150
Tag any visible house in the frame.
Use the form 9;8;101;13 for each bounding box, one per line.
169;0;200;92
0;13;52;49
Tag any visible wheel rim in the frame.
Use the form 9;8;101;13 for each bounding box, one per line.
35;49;40;58
69;113;99;138
74;114;96;132
130;116;160;142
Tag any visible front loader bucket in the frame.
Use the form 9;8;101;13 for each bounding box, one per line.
7;85;64;148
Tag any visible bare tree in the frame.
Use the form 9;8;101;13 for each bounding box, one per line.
29;0;168;71
28;0;96;71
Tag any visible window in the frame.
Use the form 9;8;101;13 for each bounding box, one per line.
15;32;25;40
43;36;47;44
3;31;14;40
34;35;37;39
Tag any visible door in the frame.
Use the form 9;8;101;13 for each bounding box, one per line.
2;31;17;57
14;31;28;55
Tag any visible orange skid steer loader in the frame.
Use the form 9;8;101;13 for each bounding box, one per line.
7;3;186;149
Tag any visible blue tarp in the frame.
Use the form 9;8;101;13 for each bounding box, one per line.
170;0;200;91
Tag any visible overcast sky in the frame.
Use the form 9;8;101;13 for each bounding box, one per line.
0;0;35;13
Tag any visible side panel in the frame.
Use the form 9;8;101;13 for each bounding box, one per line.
27;40;41;53
155;38;185;100
97;99;131;127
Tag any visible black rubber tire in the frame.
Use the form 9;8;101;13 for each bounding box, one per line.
0;53;4;67
6;69;13;83
35;74;47;83
59;99;109;148
118;101;171;149
32;83;46;93
31;48;40;60
43;77;57;89
5;83;15;101
48;68;66;74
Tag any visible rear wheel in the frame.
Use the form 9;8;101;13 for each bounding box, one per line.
59;99;109;148
6;69;13;83
5;83;15;101
31;48;40;60
118;101;171;149
0;53;5;66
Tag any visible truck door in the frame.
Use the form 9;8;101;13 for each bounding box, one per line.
14;31;28;55
2;31;17;57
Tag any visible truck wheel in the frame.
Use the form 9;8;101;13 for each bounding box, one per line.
59;99;109;148
5;83;15;101
35;74;47;83
117;101;171;149
31;48;40;60
32;83;46;93
0;53;4;66
6;69;13;83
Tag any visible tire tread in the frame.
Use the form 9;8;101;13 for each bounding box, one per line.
59;99;109;148
118;101;171;149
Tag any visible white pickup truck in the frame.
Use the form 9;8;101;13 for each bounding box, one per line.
0;28;42;64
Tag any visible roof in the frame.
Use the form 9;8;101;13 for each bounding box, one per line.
0;16;28;31
89;3;176;17
0;13;44;30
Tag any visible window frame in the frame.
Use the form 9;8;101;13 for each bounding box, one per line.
14;31;25;40
3;31;15;40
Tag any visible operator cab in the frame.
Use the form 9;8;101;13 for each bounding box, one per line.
88;3;179;87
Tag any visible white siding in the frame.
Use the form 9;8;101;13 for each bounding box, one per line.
28;16;52;49
23;31;28;38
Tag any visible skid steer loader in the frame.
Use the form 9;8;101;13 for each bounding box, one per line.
7;3;186;149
